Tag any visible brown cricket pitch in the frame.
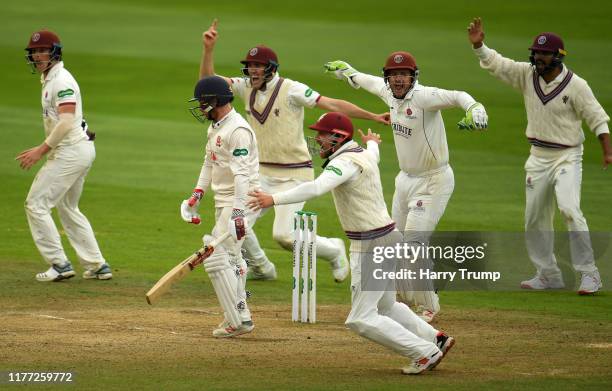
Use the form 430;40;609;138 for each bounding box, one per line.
1;298;610;391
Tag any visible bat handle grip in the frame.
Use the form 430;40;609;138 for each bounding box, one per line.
207;231;232;248
188;231;232;269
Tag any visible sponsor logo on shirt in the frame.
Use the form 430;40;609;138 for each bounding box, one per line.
305;88;313;97
232;148;249;156
57;89;74;98
325;165;342;176
392;122;413;138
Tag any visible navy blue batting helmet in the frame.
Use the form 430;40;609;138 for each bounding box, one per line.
189;76;233;122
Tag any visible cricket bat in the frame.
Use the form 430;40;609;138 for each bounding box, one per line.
145;232;231;305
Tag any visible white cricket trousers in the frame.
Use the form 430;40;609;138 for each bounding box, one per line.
524;147;597;279
345;233;439;361
25;140;106;271
242;175;341;265
392;165;454;313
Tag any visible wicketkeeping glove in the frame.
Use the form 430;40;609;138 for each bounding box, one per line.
228;209;247;241
180;189;203;224
457;102;488;130
323;60;360;89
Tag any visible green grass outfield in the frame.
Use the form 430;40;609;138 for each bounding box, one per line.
0;1;611;390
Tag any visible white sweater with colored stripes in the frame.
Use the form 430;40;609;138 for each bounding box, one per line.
474;44;609;153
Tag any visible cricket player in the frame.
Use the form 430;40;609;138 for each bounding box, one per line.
248;112;455;374
199;19;390;283
182;75;261;337
467;18;611;294
16;30;112;282
324;53;488;322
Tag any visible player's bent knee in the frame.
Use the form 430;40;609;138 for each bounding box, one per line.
396;290;414;305
558;206;583;223
24;198;48;216
345;318;373;336
56;201;77;214
272;232;293;250
377;297;395;315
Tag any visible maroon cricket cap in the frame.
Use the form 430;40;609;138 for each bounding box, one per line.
26;30;61;50
240;45;278;66
529;32;567;55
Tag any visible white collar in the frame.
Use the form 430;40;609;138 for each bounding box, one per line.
329;140;359;160
41;61;64;84
551;65;568;84
212;108;235;129
538;64;568;85
255;72;280;92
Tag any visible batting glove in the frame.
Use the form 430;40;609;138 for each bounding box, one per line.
323;60;360;89
181;189;204;224
188;189;204;207
458;103;488;130
228;209;248;241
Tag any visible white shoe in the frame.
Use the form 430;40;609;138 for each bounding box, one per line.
520;275;564;290
401;350;443;375
212;320;254;338
246;261;277;281
578;271;602;295
83;263;113;280
330;238;349;283
36;262;76;282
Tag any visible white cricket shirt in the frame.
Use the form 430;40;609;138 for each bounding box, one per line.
40;61;87;148
351;73;476;175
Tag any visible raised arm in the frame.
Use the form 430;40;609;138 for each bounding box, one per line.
324;60;387;97
199;19;231;85
467;17;531;91
316;96;390;125
467;17;485;50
